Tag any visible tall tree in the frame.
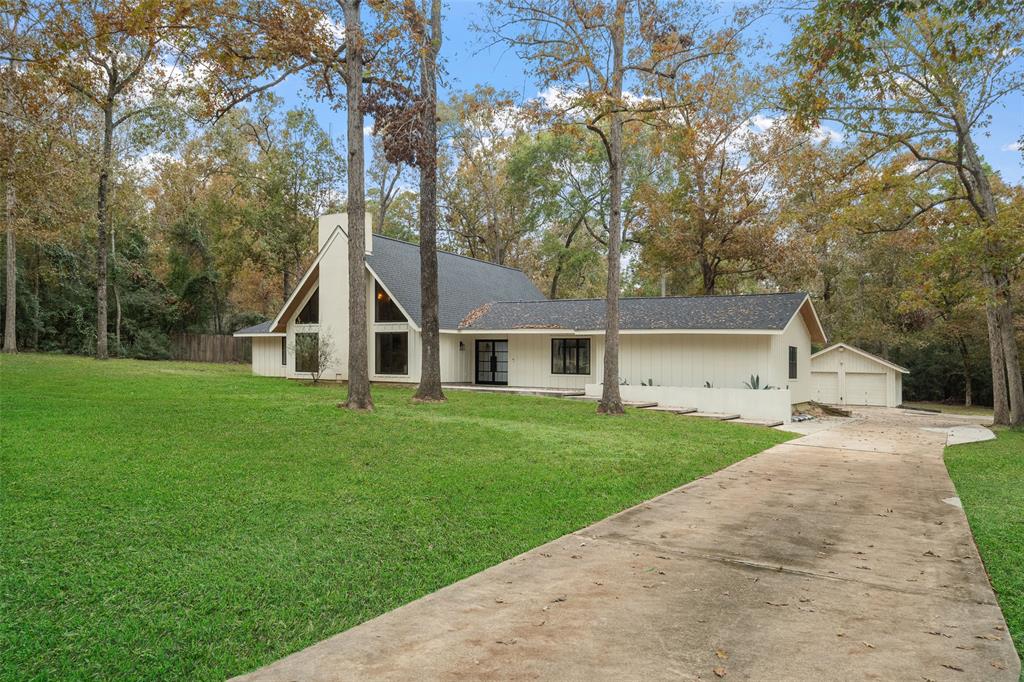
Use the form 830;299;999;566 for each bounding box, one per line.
637;65;804;295
35;0;184;358
486;0;750;413
410;0;445;402
367;134;410;235
785;0;1024;425
341;0;373;409
438;87;536;265
193;0;379;409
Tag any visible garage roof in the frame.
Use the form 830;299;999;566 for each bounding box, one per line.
811;343;909;373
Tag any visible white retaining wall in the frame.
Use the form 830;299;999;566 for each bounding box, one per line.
585;384;792;423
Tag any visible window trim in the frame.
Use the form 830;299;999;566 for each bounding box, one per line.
280;337;287;366
551;338;591;375
375;331;409;376
788;345;798;380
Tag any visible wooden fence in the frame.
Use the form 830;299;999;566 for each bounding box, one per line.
170;333;252;364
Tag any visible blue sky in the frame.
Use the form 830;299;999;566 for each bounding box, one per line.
275;3;1024;183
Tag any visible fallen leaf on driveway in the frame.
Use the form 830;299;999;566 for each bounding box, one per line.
976;634;1002;640
713;666;727;677
940;663;964;672
765;601;788;607
715;649;728;660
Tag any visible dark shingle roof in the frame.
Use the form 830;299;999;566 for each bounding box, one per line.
367;235;545;329
234;320;276;335
459;293;810;332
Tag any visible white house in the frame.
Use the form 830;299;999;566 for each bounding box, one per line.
235;213;828;419
810;343;908;407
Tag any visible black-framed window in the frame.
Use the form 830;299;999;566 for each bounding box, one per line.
788;345;798;379
375;283;405;323
552;338;590;375
296;288;319;324
280;337;287;365
375;332;408;375
295;333;318;373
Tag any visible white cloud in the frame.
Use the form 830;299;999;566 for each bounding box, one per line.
811;124;844;145
750;114;776;132
1002;141;1022;152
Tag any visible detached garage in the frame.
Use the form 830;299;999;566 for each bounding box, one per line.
810;343;909;407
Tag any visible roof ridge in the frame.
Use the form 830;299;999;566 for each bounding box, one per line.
490;292;809;304
372;233;534;275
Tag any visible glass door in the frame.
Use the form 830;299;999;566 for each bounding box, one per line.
475;340;508;385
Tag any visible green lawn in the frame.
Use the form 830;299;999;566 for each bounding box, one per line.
0;353;791;680
945;429;1024;663
905;400;994;417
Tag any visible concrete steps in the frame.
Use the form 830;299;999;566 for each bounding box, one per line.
562;396;659;408
732;418;785;428
687;412;741;421
638;405;698;415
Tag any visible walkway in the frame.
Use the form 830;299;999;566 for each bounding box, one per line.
236;408;1018;681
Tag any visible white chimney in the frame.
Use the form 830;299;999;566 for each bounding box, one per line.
317;212;374;253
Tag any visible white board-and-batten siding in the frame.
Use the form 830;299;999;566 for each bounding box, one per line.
809;344;905;407
252;337;286;377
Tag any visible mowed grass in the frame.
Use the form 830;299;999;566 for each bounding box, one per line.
945;429;1024;661
1;353;792;680
905;400;994;417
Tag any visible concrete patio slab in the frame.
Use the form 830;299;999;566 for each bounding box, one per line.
235;407;1019;682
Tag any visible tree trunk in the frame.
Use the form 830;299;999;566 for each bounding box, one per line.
111;229;121;355
956;335;972;407
342;0;373;411
31;243;39;349
959;127;1023;425
597;0;627;416
700;258;716;295
3;49;15;355
549;218;581;299
95;101;113;360
413;0;445;403
3;180;15;353
994;274;1023;424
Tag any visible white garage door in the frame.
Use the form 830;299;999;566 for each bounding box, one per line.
844;372;887;406
812;371;839;404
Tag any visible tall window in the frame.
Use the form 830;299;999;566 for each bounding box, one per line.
280;337;287;365
375;283;405;323
552;338;590;375
375;332;408;375
296;288;319;324
789;346;798;380
295;333;319;373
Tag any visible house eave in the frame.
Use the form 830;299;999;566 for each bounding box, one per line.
442;328;786;335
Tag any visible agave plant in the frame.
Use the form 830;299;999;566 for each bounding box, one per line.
743;374;776;390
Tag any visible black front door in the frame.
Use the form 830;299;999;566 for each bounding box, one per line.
475;340;508;385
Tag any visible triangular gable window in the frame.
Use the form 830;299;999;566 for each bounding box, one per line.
375;282;406;323
296;288;319;324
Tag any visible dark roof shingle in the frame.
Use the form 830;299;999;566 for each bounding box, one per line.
234;320;276;335
367;235;545;328
459;293;810;332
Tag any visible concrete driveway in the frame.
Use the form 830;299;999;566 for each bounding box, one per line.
236;408;1019;681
